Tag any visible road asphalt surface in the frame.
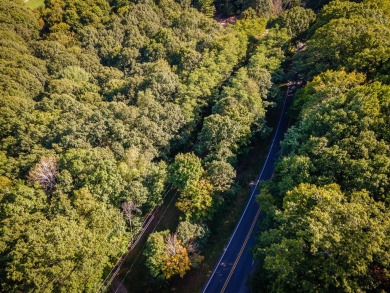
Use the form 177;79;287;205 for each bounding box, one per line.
202;86;294;293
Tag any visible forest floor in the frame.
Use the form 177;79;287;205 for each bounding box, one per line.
108;85;288;293
215;15;239;27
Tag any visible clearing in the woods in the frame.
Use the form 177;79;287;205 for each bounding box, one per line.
24;0;44;9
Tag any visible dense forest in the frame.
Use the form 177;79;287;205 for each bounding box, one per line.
253;0;390;292
0;0;284;291
0;0;388;292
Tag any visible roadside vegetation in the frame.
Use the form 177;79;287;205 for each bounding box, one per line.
253;1;390;292
0;0;388;292
0;0;285;291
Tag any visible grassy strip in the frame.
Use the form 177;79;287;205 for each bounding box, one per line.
24;0;44;9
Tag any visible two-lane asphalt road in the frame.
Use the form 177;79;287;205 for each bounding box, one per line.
203;86;294;293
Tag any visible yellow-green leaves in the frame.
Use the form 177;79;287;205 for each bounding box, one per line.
258;184;389;292
144;230;203;280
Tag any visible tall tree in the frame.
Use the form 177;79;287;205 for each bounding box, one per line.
169;153;204;191
255;184;390;292
196;0;216;17
144;230;203;280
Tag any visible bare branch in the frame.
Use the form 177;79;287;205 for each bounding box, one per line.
122;201;141;222
28;157;58;193
166;234;178;256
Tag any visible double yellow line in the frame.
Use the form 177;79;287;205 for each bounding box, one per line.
220;207;262;293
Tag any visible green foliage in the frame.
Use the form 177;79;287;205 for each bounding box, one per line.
25;0;45;9
255;184;389;292
254;2;390;290
144;230;171;280
275;74;390;202
184;23;289;228
41;0;111;33
177;179;214;220
364;0;390;17
0;31;46;99
60;148;124;203
176;221;207;245
195;0;216;17
309;0;389;34
178;30;248;120
0;0;41;40
214;0;301;16
269;6;316;38
196;25;289;171
144;230;204;280
206;160;236;192
234;17;267;39
0;183;128;292
294;1;390;81
292;69;366;118
163;23;287;225
0;0;293;289
197;114;249;157
251;0;275;17
214;0;247;16
169;153;204;191
169;153;216;221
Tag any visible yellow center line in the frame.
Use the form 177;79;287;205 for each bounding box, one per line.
220;207;262;293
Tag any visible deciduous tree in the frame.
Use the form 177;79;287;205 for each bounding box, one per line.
255;184;390;292
169;153;204;191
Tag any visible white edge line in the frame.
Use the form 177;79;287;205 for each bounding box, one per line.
202;86;290;293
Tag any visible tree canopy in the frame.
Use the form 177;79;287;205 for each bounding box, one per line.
0;0;289;290
256;184;389;292
4;0;387;291
254;1;390;291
